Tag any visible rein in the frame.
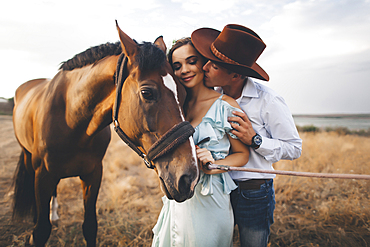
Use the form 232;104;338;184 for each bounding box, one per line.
196;138;370;180
205;163;370;180
113;53;194;169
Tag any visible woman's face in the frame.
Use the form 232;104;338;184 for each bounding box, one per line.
171;44;205;88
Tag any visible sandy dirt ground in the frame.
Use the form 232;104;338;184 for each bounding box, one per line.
0;115;29;245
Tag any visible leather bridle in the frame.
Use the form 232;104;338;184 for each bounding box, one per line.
112;53;195;169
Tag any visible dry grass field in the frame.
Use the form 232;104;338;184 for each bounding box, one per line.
0;115;369;246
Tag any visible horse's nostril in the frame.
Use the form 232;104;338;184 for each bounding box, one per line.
178;174;192;195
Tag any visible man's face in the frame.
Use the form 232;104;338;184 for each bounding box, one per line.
202;61;234;88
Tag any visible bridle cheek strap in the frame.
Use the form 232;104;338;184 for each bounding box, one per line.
113;53;194;169
113;54;151;166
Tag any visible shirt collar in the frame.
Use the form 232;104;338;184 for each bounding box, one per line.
240;77;259;99
216;78;259;100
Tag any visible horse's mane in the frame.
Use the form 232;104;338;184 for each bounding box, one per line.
59;41;166;71
137;42;166;71
59;42;122;71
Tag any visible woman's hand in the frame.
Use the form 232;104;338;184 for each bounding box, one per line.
196;146;215;173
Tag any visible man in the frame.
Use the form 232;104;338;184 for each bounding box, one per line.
191;24;302;246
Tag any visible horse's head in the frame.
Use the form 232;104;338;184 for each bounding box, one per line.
114;22;199;202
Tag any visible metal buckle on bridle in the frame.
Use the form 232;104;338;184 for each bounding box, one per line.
142;154;154;169
114;120;119;129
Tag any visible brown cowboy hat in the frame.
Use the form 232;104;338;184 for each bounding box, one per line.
191;24;269;81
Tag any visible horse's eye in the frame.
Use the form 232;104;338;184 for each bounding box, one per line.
141;89;154;100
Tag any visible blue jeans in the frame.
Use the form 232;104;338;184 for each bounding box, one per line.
231;179;275;247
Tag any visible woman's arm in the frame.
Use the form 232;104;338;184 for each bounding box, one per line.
196;94;250;174
197;135;250;175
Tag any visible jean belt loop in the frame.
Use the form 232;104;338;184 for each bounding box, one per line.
264;179;269;192
234;180;240;193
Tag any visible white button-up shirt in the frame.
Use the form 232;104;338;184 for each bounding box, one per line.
219;78;302;180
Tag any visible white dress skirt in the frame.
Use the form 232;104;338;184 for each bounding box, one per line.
152;96;243;247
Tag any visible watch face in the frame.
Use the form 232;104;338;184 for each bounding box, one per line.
254;135;262;146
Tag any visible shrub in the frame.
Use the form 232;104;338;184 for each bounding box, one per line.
297;124;320;133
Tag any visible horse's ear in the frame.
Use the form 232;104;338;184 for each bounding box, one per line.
154;36;167;54
115;20;139;58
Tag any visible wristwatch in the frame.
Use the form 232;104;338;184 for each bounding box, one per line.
250;133;262;149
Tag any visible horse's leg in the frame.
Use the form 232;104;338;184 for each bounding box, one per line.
50;186;59;222
32;165;59;247
80;163;102;247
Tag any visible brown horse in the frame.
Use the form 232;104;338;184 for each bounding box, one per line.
12;22;199;247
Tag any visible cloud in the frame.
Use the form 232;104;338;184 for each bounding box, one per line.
262;0;370;65
1;0;370;114
0;49;58;99
116;0;161;11
253;0;370;114
171;0;239;14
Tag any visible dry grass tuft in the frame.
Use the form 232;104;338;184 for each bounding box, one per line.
270;132;370;246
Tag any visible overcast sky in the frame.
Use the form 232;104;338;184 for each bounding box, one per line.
1;0;369;114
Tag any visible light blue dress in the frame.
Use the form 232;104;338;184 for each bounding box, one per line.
152;95;243;247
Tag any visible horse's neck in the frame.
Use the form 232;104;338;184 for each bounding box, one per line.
65;55;119;136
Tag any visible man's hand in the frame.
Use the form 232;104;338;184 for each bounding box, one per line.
228;110;256;146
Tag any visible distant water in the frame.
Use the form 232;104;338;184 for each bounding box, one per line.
293;115;370;130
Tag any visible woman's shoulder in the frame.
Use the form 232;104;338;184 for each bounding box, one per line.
207;88;222;98
220;94;241;109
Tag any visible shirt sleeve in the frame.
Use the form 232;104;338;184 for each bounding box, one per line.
254;95;302;163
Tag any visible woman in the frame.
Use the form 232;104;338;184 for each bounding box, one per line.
152;38;250;247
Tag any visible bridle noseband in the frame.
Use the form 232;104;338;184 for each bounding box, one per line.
113;53;194;169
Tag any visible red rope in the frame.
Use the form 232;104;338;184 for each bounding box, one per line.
206;163;370;180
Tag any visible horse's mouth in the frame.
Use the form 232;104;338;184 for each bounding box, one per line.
159;177;192;203
159;177;173;200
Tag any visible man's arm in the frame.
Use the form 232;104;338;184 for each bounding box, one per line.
228;96;302;163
